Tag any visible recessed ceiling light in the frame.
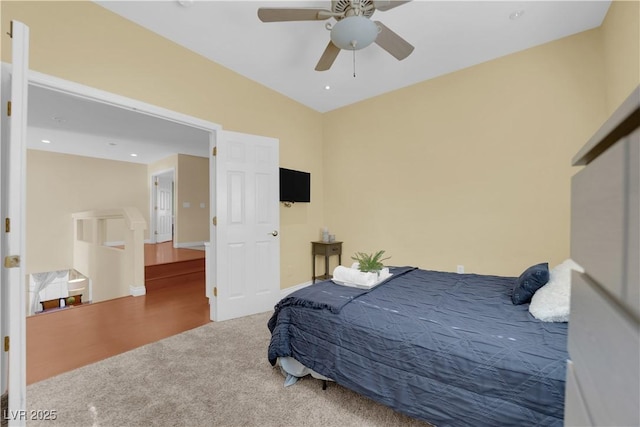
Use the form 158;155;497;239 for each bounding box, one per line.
509;10;525;20
130;153;138;157
41;139;51;144
325;85;331;90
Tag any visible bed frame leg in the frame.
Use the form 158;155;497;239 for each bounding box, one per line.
322;380;327;390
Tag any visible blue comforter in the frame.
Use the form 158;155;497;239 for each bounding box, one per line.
268;267;568;427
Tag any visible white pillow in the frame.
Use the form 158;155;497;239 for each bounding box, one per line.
529;259;584;322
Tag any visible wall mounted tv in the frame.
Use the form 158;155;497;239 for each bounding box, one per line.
280;168;310;203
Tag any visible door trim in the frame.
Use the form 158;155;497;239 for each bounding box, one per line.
1;21;30;427
21;67;222;135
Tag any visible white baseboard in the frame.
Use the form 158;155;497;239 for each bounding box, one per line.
130;285;146;297
106;239;153;246
175;241;207;249
281;280;312;297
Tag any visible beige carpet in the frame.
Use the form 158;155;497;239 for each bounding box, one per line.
26;311;431;427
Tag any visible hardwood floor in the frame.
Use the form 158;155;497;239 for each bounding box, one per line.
26;243;210;385
144;242;205;265
145;243;206;291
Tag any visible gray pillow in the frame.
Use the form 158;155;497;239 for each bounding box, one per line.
511;263;549;305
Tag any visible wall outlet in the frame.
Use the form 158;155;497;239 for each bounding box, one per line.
456;265;464;274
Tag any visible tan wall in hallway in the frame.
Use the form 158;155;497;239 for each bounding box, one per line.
176;155;209;244
2;1;324;288
323;29;607;277
148;156;178;176
26;150;149;274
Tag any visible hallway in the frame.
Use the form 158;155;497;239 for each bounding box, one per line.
26;243;210;384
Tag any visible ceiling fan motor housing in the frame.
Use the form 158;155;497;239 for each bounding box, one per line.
332;0;375;19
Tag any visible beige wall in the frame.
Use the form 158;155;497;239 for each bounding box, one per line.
601;0;640;114
176;154;209;244
148;155;178;178
323;29;608;277
25;150;148;274
2;1;324;288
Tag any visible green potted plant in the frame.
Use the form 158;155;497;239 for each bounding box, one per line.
351;250;390;274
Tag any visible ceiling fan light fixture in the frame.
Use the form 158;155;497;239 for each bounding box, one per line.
330;16;378;50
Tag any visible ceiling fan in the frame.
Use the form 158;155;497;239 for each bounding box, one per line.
257;0;414;71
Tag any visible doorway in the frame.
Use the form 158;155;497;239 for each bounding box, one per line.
22;68;281;322
24;72;214;310
151;170;175;245
16;69;220;383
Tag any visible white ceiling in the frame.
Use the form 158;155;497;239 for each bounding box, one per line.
95;0;611;113
27;85;211;165
28;0;611;165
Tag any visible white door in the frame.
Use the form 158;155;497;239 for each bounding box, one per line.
0;20;29;426
155;174;173;243
214;130;280;321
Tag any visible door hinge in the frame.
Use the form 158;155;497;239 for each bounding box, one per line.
5;218;9;232
154;181;158;186
7;21;13;38
213;287;217;297
3;336;8;352
212;146;217;156
212;216;217;226
4;255;20;268
7;101;11;117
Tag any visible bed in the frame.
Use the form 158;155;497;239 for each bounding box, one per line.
268;266;568;427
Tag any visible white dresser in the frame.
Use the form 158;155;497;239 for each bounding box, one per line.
565;86;640;427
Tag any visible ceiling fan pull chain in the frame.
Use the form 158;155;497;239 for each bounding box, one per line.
353;49;356;77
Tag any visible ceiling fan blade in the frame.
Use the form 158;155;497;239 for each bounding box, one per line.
315;42;341;71
373;0;412;12
374;21;414;61
257;8;332;22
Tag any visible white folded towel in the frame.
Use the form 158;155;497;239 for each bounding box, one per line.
332;266;391;289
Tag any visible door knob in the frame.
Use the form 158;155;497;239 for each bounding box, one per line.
270;230;279;236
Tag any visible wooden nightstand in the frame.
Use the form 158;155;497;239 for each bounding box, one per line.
312;241;342;283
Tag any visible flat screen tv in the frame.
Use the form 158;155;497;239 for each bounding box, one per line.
279;168;310;203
